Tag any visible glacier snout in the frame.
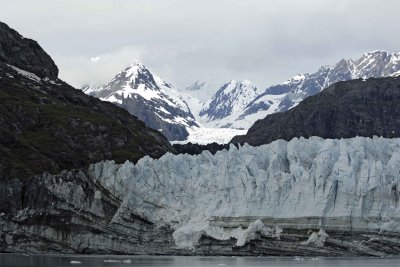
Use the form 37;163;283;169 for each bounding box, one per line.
94;136;400;249
3;136;400;256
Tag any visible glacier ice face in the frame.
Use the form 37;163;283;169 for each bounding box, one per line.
87;136;400;248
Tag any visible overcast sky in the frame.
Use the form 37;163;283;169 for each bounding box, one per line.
1;0;400;93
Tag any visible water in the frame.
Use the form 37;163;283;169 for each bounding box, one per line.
1;254;400;267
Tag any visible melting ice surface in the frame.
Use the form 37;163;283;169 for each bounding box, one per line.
1;254;400;267
87;136;400;249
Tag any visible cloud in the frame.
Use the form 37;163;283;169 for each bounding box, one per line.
53;45;148;87
90;56;101;62
1;0;400;95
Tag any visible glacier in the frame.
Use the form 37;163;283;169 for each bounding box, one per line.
3;136;400;255
89;136;400;250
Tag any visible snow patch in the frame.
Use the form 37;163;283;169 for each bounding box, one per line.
8;65;40;82
171;126;247;145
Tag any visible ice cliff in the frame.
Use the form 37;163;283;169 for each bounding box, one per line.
3;136;400;256
90;136;400;250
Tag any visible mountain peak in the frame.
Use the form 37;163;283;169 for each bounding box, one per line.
241;79;252;85
229;79;237;84
81;60;198;141
129;59;144;67
122;59;147;77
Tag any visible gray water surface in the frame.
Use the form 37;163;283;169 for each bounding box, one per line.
1;254;399;267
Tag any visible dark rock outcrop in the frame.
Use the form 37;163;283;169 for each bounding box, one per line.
231;77;400;146
173;142;229;155
0;21;58;79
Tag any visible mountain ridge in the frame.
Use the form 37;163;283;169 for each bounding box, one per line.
198;50;400;130
231;76;400;146
82;60;199;141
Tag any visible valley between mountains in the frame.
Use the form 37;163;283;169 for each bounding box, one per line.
83;50;400;144
2;20;400;256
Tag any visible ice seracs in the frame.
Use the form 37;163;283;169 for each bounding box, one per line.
4;135;400;254
88;136;400;249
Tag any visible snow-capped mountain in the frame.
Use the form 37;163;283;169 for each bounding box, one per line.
199;80;262;128
253;50;400;114
81;50;400;143
81;60;198;141
200;50;400;130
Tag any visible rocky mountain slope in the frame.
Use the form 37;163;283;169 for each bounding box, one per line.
3;136;400;256
202;51;400;130
231;76;400;146
0;21;173;181
82;61;198;141
0;22;58;79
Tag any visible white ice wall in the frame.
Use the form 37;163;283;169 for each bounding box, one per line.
89;136;400;248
